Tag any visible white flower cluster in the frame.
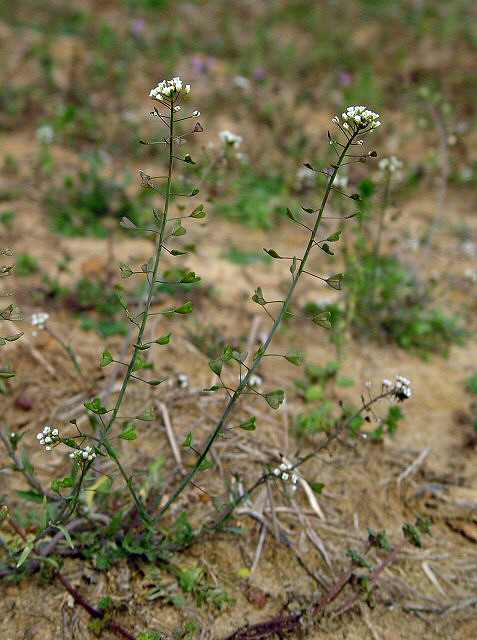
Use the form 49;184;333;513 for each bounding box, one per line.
177;373;189;389
219;130;242;148
378;156;403;173
36;125;54;145
273;462;299;492
149;77;190;102
69;446;96;463
31;312;49;329
382;375;412;401
333;106;381;132
36;426;60;452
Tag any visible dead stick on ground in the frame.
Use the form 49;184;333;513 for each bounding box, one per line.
159;401;183;470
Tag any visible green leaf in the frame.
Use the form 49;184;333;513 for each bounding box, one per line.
16;543;34;568
22;451;35;475
336;375;355;388
301;206;314;214
238;417;256;431
190;188;200;196
209;357;223;377
117;292;128;310
319;243;334;255
290;257;298;275
313;311;332;329
119;262;134;278
4;332;23;342
132;355;146;372
84;397;108;414
180;271;201;284
54;524;75;549
137;406;155;421
146;379;165;386
309;482;325;494
252;287;267;306
172;222;187;236
285;348;304;366
326;230;341;242
326;273;344;290
100;350;113;367
286;207;297;221
264;389;285;410
190;205;206;218
182;431;193;448
120;423;137;440
0;304;24;321
346;549;372;570
263;248;281;259
198;456;214;471
174;301;193;314
51;476;74;492
132;343;151;350
0;371;15;379
15;488;44;504
155;332;171;345
367;527;392;552
170;249;187;256
403;523;422;548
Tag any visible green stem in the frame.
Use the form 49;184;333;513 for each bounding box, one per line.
93;104;175;515
101;106;175;440
156;134;355;521
368;171;391;307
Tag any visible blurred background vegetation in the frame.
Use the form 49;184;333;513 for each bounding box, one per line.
0;0;475;351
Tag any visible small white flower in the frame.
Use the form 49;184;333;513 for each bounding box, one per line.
232;75;250;90
177;373;189;389
45;446;51;452
332;115;339;124
340;105;381;133
193;110;201;117
149;77;190;102
31;312;49;330
36;125;54;145
248;374;263;387
379;156;403;174
219;130;242;149
174;105;181;111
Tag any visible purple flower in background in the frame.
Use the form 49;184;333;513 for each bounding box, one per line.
131;18;146;36
190;55;215;74
339;71;353;87
254;66;265;82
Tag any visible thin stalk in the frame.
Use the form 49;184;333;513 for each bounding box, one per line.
156;134;355;521
367;170;391;307
88;104;175;517
101;105;175;440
